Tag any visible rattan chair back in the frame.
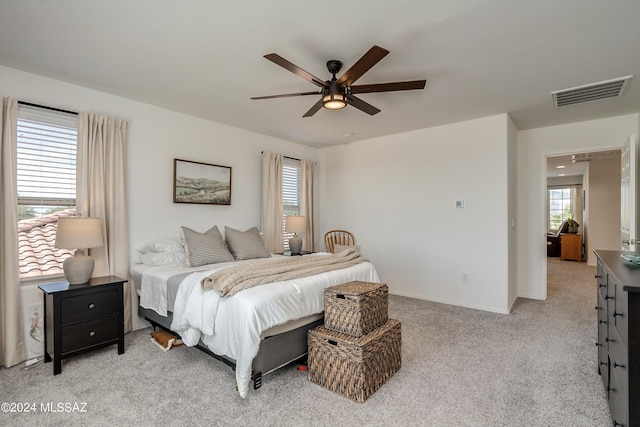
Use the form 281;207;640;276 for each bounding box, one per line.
324;230;356;253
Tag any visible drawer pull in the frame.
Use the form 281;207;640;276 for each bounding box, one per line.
605;295;614;300
598;283;606;288
89;331;96;337
613;311;623;318
605;338;614;343
88;303;95;309
599;361;607;366
595;342;603;347
599;320;607;324
613;421;624;427
613;362;626;369
595;274;602;279
595;306;601;310
607;386;616;392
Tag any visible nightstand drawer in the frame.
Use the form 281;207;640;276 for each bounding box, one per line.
60;288;119;324
61;315;119;353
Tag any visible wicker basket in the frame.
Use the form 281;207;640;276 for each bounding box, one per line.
324;281;388;337
307;319;401;403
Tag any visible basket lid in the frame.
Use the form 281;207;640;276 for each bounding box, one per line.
325;281;387;296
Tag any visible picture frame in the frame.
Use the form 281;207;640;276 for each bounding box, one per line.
173;158;231;205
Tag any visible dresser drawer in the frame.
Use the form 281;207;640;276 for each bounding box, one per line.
60;288;119;324
597;296;609;381
597;270;608;303
608;368;629;427
61;315;119;354
608;324;629;400
614;284;628;345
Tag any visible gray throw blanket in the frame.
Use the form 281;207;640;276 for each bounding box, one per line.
201;248;368;297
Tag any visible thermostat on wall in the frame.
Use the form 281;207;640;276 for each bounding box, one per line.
455;200;465;208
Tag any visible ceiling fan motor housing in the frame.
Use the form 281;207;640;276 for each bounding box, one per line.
326;60;343;76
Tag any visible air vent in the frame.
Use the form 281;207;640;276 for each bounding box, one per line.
571;154;591;163
552;76;633;107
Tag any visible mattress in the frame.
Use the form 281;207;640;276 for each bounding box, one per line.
131;262;322;338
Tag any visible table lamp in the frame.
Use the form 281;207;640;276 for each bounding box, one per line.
285;216;305;255
55;217;103;284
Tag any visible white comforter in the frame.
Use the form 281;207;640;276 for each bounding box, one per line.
169;256;380;398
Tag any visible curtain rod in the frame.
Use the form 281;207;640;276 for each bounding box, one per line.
18;100;78;116
260;151;300;161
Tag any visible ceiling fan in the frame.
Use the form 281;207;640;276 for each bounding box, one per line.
251;45;426;117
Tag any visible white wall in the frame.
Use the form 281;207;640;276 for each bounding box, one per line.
0;65;318;357
586;156;621;265
517;114;639;300
319;114;513;314
507;116;518;309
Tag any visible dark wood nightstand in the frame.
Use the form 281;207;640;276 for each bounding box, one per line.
39;275;126;375
278;251;315;256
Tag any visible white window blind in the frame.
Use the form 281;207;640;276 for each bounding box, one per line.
17;104;78;216
282;158;301;250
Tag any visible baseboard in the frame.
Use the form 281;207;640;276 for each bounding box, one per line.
389;291;510;315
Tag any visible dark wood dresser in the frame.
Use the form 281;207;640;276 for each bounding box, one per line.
594;250;640;427
39;276;126;375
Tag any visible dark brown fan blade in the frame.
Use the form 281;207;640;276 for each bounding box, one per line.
336;45;390;87
264;53;328;88
346;94;381;116
251;91;320;100
302;98;324;117
350;80;426;94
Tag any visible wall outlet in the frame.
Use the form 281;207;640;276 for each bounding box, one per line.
461;273;469;283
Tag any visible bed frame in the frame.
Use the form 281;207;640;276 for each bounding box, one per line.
138;305;323;389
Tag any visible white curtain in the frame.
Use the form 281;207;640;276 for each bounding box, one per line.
0;97;26;368
301;159;316;251
77;113;133;331
570;185;583;232
260;152;283;253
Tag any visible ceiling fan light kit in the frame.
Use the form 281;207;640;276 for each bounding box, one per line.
323;92;347;110
251;45;426;117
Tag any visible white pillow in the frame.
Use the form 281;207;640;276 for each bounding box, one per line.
137;238;182;254
137;251;185;266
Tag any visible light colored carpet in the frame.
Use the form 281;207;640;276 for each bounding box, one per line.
1;258;610;426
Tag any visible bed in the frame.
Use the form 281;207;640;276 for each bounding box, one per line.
131;234;379;398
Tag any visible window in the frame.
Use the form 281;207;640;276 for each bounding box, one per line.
548;187;571;230
282;158;301;250
17;104;78;279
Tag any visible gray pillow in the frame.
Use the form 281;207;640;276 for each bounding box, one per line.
180;226;234;267
224;226;270;260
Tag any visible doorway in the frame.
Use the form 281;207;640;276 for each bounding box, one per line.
545;150;621;283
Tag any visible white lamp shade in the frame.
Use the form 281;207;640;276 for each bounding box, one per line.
55;217;104;250
285;216;305;233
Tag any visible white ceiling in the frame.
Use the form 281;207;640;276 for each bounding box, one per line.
547;150;621;178
1;0;639;148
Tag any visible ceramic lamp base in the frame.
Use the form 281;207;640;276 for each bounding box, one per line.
63;251;95;284
289;237;303;255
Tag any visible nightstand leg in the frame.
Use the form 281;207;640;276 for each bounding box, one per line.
42;292;50;363
53;358;61;375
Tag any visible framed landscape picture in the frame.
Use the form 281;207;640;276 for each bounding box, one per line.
173;159;231;205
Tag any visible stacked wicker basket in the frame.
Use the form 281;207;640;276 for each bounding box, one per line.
307;281;402;403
